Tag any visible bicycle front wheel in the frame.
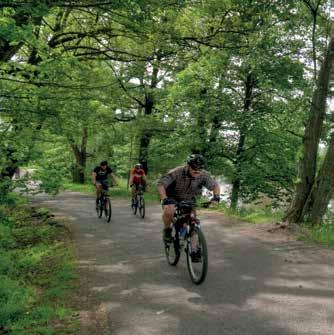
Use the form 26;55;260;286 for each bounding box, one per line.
98;199;103;218
132;197;138;215
186;226;208;285
139;196;145;218
104;197;112;222
164;227;180;266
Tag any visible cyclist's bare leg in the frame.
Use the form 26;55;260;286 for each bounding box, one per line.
162;204;176;229
96;184;103;204
190;210;200;252
131;184;136;200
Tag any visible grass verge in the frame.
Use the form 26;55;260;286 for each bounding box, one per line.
62;180;160;203
301;223;334;248
0;193;78;335
208;201;334;249
202;200;284;224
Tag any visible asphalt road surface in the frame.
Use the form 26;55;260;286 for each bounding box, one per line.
32;192;334;335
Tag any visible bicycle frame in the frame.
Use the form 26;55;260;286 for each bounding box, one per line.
132;184;145;218
173;202;199;235
97;189;112;222
99;190;109;203
134;184;144;197
164;200;208;284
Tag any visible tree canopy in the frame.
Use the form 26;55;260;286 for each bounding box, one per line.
1;0;334;224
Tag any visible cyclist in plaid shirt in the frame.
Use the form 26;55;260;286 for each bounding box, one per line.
157;154;220;242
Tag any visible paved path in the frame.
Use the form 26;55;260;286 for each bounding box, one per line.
32;192;334;335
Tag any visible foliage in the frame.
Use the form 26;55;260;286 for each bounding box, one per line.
304;223;334;248
0;0;333;222
0;194;77;334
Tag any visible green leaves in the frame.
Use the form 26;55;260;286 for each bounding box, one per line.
0;0;330;210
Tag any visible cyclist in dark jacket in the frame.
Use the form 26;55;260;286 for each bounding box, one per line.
92;160;117;209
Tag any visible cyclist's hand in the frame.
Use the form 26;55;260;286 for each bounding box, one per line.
161;198;176;206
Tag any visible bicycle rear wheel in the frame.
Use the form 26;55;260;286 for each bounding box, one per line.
139;196;145;218
104;197;112;222
164;227;180;266
186;226;208;285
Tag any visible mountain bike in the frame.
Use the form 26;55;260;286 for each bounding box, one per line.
131;184;145;218
164;200;208;285
96;189;112;222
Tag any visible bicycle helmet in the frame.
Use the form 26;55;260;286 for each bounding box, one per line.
100;160;108;166
186;154;205;169
135;163;142;168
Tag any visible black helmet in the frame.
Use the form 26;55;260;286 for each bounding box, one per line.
186;154;205;169
135;163;142;168
100;160;108;166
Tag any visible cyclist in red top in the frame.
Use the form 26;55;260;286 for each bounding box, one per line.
129;163;146;201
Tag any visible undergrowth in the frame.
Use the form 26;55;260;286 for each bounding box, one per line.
0;193;78;334
302;221;334;249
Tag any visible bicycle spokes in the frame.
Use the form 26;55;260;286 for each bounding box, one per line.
96;194;111;222
132;193;145;218
186;227;208;285
164;228;180;266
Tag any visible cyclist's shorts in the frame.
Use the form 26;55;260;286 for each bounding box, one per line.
132;182;144;191
96;180;109;190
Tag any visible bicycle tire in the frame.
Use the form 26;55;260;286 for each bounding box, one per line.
98;198;103;218
96;201;99;217
132;196;138;215
186;226;208;285
104;197;112;222
164;227;180;266
139;196;145;218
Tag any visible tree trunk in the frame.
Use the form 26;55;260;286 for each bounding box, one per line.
284;31;334;224
192;88;208;155
302;132;334;225
230;179;241;210
230;132;246;210
69;127;88;184
0;148;19;181
138;129;151;175
230;72;255;210
138;61;159;174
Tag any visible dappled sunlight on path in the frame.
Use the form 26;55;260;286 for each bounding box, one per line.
32;192;334;335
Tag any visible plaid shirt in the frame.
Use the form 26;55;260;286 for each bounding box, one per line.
157;165;218;202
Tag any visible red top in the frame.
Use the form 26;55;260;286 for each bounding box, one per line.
130;168;146;184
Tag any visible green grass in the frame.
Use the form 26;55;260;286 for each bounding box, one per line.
235;209;283;224
303;223;334;248
0;194;78;334
62;182;95;194
62;179;160;203
202;200;284;224
209;201;334;249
